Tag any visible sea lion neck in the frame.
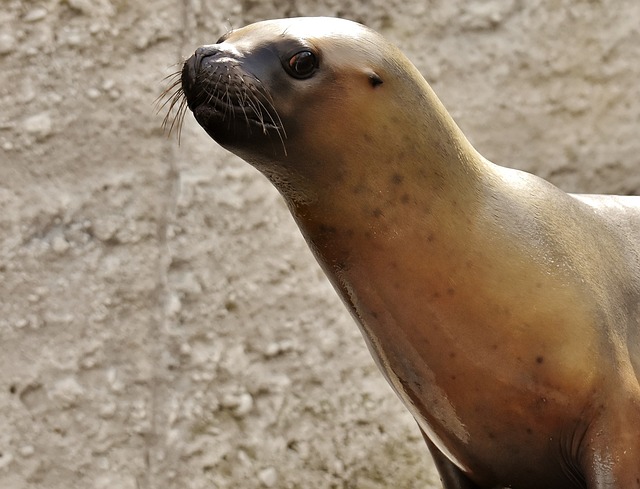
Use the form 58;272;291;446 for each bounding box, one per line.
256;74;487;205
270;103;488;238
279;129;488;279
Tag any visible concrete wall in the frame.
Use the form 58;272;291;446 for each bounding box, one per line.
1;0;638;487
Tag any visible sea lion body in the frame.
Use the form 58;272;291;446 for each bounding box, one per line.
177;17;640;488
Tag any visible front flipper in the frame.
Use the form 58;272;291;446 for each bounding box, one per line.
420;428;482;489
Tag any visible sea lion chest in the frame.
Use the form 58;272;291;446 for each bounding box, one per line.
291;178;609;488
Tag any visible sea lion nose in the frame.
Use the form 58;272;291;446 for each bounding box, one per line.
194;45;220;69
195;45;219;57
182;45;220;110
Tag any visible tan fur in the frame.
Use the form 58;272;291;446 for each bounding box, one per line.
182;17;640;488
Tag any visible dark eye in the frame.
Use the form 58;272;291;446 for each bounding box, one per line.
286;50;318;79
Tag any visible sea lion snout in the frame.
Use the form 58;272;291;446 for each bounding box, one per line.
181;42;286;154
181;46;223;111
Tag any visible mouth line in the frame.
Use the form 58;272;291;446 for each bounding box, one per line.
193;94;281;130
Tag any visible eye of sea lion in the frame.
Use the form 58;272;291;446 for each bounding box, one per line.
285;50;318;79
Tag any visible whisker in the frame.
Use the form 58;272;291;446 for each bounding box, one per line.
248;76;288;155
157;69;189;142
166;58;288;154
156;82;183;112
238;86;255;136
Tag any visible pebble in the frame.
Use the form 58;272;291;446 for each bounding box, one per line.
221;392;254;418
87;87;101;99
167;293;182;317
179;342;191;356
263;339;295;358
234;393;254;417
51;234;70;254
0;452;14;469
27;293;41;303
49;377;84;408
174;272;202;296
99;401;117;419
14;318;29;329
237;449;252;467
22;112;53;138
107;368;125;393
68;0;115;17
67;0;95;15
94;473;137;489
0;33;16;55
258;467;278;488
102;79;116;91
89;23;103;35
19;445;35;458
24;8;48;23
65;32;83;47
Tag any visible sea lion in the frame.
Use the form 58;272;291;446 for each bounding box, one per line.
170;17;640;489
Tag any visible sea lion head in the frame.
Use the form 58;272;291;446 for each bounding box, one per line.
178;18;432;179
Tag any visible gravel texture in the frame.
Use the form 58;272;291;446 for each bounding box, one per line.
1;1;639;488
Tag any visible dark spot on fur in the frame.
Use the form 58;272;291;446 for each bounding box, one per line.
449;352;456;359
450;375;457;381
318;223;337;235
9;385;16;395
391;173;404;185
447;288;455;296
427;233;435;243
526;427;533;435
373;208;383;218
536;355;544;364
432;292;441;299
491;344;498;350
400;193;410;204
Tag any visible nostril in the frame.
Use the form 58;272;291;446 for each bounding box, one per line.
187;45;221;76
195;45;219;62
